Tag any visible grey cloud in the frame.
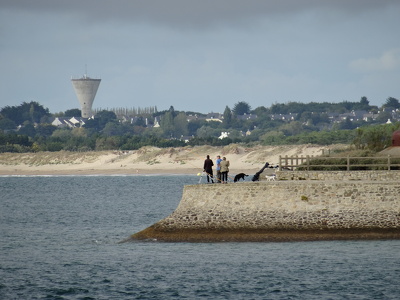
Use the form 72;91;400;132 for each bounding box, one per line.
1;0;399;28
349;48;400;72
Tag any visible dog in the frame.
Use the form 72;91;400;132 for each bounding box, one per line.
272;164;292;171
234;173;249;182
265;174;276;181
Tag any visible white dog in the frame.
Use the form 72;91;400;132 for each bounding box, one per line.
265;174;276;181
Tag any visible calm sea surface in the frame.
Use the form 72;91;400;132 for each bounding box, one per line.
1;175;399;299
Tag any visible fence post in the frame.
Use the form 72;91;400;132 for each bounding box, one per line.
347;156;350;171
388;155;391;171
279;156;282;171
307;155;310;171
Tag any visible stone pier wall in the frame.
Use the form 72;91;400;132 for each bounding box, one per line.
127;171;400;242
275;170;400;181
156;181;400;230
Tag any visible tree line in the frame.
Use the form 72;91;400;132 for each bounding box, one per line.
0;97;399;153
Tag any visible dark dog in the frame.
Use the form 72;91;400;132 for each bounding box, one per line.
234;173;249;182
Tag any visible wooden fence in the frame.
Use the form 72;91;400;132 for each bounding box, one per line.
278;155;400;171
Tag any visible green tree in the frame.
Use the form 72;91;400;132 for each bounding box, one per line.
375;111;392;124
384;97;400;109
52;128;73;140
0;101;50;125
358;96;370;110
174;112;189;137
232;101;251;115
222;106;232;128
252;106;269;116
351;124;398;152
197;126;218;138
64;108;82;117
96;110;118;122
168;105;177;118
102;122;124;136
160;111;174;137
71;127;88;138
363;126;391;151
187;119;207;136
133;116;146;127
36;124;57;137
280;121;309;136
18;124;36;137
338;117;356;130
353;128;365;149
84;110;117;132
0;118;17;130
227;129;242;139
261;131;285;145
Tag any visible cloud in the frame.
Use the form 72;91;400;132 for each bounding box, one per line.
349;48;400;72
1;0;399;29
1;0;399;112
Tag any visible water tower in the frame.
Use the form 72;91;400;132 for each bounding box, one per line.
71;74;101;118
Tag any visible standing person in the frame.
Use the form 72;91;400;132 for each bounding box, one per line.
215;155;222;183
203;155;214;183
220;156;230;184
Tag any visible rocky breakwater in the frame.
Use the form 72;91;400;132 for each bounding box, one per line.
124;173;400;242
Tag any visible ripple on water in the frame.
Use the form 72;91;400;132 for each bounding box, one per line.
1;176;400;299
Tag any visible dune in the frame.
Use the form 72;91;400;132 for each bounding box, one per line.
0;144;347;176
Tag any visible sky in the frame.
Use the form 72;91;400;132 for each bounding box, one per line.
1;0;400;115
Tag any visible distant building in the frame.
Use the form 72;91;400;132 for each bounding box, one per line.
52;117;87;128
219;132;229;139
270;113;297;122
236;113;257;121
206;113;223;123
153;117;161;128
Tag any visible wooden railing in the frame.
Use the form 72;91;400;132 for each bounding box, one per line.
278;155;400;171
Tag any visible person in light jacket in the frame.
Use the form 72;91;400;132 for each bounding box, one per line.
220;156;230;184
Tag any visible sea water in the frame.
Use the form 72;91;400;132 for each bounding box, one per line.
1;175;399;299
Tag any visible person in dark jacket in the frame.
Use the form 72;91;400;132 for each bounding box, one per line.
203;155;214;183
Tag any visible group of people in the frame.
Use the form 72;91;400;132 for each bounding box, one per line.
203;155;230;184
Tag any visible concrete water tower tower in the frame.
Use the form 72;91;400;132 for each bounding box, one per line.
71;73;101;118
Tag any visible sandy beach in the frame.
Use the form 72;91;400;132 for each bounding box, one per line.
0;144;346;176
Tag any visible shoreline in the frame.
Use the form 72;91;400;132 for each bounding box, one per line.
124;227;400;243
0;169;197;176
0;166;260;176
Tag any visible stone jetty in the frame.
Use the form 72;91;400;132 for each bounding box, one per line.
123;171;400;242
